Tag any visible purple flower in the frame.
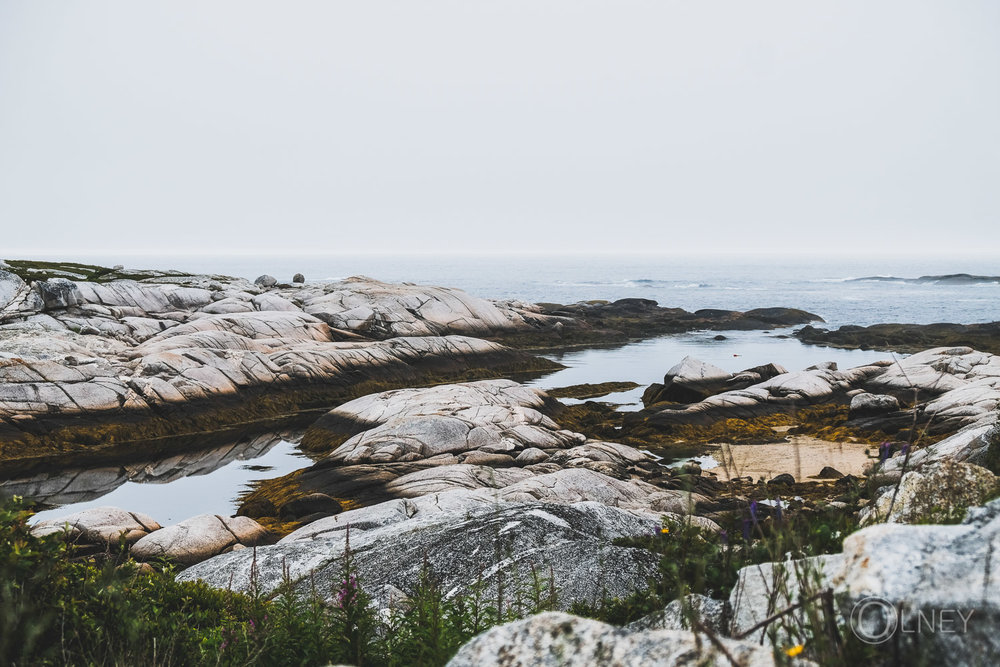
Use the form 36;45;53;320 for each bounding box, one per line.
742;518;751;541
719;529;728;546
879;441;892;462
749;500;759;525
901;443;911;457
336;574;359;608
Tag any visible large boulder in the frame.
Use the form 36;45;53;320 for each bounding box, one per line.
860;460;997;525
131;514;270;565
728;554;842;646
643;357;732;406
0;269;27;312
848;392;900;419
831;499;1000;665
447;612;781;667
178;500;664;611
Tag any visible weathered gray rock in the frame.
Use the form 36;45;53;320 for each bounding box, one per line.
131;514;270;565
292;273;305;283
831;499;1000;665
447;612;781;667
515;447;550;464
728;554;843;646
644;356;732;406
254;274;277;288
860;460;996;524
295;276;558;338
0;270;563;456
0;270;27;312
311;380;580;462
650;347;1000;438
848;392;900;419
179;501;665;611
31;506;161;545
625;594;727;634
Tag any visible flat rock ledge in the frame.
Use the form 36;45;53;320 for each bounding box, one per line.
1;268;565;463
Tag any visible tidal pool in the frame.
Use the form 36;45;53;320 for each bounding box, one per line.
5;330;898;523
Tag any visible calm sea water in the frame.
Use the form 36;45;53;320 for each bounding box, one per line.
24;252;1000;327
10;252;998;522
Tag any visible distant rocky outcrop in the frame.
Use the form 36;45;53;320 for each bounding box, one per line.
642;348;1000;450
796;321;1000;355
849;273;1000;284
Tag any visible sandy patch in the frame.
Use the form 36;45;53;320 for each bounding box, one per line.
703;436;875;482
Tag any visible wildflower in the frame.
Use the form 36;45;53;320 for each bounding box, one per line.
719;529;728;546
785;644;805;657
660;527;670;534
901;442;911;457
749;500;759;525
742;518;751;541
336;574;359;608
879;441;892;462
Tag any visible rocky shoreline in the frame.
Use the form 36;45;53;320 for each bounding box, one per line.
6;259;1000;666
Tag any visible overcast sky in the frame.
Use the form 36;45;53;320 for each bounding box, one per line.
1;1;997;256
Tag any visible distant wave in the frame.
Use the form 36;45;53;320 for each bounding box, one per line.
848;273;1000;285
553;279;711;289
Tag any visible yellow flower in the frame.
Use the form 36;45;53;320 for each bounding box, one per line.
660;527;670;534
784;644;804;657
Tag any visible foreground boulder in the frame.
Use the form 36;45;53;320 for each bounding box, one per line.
178;500;665;611
626;594;727;634
447;612;781;667
725;498;1000;664
831;498;1000;665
